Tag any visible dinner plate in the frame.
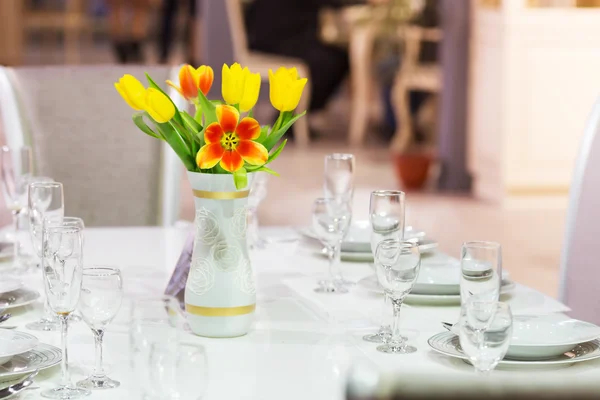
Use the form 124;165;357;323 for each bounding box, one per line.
0;343;61;381
428;331;600;366
334;239;438;262
0;289;40;310
0;278;22;295
0;330;39;365
507;315;600;360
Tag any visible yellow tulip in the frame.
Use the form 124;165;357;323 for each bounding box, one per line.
114;74;147;111
144;88;175;123
222;63;261;112
268;67;308;112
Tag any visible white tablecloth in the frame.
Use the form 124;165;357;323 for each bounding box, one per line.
2;226;593;400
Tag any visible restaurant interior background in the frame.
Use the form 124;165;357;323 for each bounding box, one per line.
1;0;600;298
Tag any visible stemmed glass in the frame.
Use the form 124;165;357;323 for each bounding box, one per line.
0;146;32;270
41;221;90;399
77;267;123;390
247;172;269;249
323;153;355;286
460;241;502;304
26;181;65;331
459;300;513;374
364;190;405;343
374;239;420;354
312;198;352;293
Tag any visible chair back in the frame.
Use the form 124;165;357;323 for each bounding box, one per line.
225;0;250;63
559;98;600;323
0;65;184;227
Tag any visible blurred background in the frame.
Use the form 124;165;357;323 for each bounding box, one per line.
2;0;600;297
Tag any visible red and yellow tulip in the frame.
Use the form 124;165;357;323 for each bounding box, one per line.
167;64;214;102
222;63;261;112
269;67;307;112
196;105;268;172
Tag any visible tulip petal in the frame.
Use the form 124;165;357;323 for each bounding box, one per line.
284;78;308;111
145;88;175;123
216;104;239;133
239;72;261;112
179;65;199;100
204;122;224;144
220;150;244;172
196;143;225;169
236;140;268;166
197;65;214;96
235;117;261;140
268;69;284;111
166;80;184;98
115;74;147;110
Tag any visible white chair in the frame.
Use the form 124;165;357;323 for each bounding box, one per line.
0;65;185;227
559;98;600;323
224;0;311;147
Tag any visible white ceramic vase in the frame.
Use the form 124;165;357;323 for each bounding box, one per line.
184;171;256;338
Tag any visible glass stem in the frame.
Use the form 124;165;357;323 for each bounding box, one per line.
330;243;341;284
391;299;403;344
93;329;106;378
60;314;71;388
11;210;19;265
379;294;391;332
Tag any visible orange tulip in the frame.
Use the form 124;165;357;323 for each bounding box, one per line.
167;65;214;101
196;105;268;172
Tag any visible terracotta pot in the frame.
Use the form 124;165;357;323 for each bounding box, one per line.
393;152;432;190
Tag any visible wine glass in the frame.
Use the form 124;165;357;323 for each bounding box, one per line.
26;181;64;331
77;267;123;390
460;241;502;304
41;221;90;399
247;172;269;249
0;146;32;270
459;300;513;374
374;239;420;354
312;198;352;293
364;190;405;343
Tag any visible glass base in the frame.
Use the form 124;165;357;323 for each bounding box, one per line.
363;331;391;343
77;375;120;390
314;281;348;294
41;386;90;399
377;342;417;354
25;318;60;331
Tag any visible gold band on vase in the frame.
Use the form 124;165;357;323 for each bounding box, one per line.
185;304;256;317
192;189;250;200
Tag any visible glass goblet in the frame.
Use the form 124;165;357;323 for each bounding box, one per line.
460;241;502;305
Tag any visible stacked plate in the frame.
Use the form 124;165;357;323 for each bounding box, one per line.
0;278;40;310
358;255;515;305
0;330;61;380
299;221;438;262
429;314;600;366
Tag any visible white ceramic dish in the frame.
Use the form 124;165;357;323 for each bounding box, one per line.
0;343;61;381
335;239;438;262
506;315;600;360
428;331;600;367
0;330;39;365
0;278;22;295
0;289;41;310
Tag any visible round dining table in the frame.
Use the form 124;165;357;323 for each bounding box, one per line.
4;226;598;399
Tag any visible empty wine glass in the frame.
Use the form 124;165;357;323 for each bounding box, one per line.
1;146;32;270
26;181;64;331
460;241;502;305
41;221;90;399
324;153;355;203
374;239;420;354
312;198;352;293
459;300;513;374
364;190;405;343
77;267;123;390
247;172;269;249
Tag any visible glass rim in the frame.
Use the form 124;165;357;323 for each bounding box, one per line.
462;241;501;250
377;238;418;249
43;224;82;233
462;299;511;312
28;181;61;189
82;266;121;277
371;190;405;198
325;153;354;160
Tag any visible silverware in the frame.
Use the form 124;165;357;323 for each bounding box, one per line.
442;321;453;331
0;326;17;330
0;314;12;324
0;370;38;399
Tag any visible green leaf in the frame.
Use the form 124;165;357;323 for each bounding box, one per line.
248;109;254;119
262;111;306;151
267;139;287;163
198;92;217;125
145;73;184;126
256;125;270;144
253;166;279;176
180;112;204;147
233;167;248;190
132;112;163;140
155;122;196;171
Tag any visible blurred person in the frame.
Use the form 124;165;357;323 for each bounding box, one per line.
106;0;151;63
159;0;199;65
245;0;387;114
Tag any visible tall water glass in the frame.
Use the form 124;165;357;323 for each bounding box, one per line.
460;242;502;305
77;267;123;390
0;146;32;269
374;239;420;354
459;300;513;374
324;153;355;203
26;181;64;331
41;222;90;399
312;198;352;293
364;190;405;343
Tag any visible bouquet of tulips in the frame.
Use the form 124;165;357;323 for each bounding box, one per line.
115;63;308;189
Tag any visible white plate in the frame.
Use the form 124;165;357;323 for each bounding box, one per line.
334;239;438;263
0;330;39;365
506;315;600;360
428;331;600;367
0;289;41;309
0;278;22;295
0;343;61;381
299;223;426;253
